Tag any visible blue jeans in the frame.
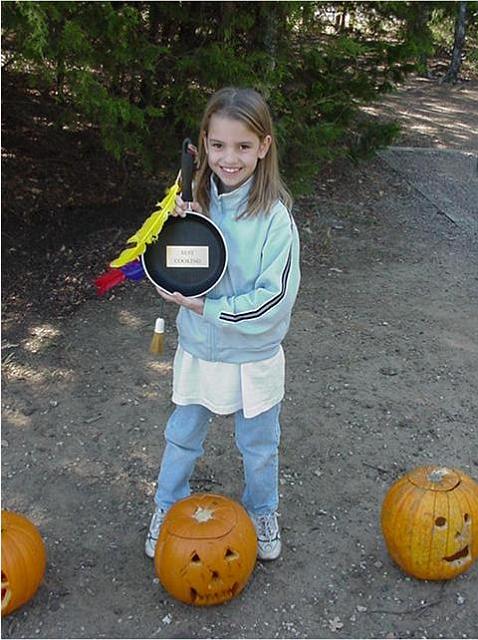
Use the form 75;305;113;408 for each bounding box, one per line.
154;403;281;515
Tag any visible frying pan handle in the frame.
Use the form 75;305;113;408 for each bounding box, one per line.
181;138;194;203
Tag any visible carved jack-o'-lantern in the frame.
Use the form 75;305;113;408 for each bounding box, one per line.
1;511;47;616
381;466;478;580
155;493;257;606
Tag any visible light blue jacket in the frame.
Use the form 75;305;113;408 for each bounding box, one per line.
177;175;301;363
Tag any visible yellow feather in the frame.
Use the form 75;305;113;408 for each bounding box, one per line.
110;177;180;268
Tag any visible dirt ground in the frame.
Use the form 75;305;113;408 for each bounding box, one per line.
2;76;478;639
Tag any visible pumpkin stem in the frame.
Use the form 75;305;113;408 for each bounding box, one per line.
428;467;450;483
193;506;214;523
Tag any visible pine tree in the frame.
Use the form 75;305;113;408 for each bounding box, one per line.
2;1;451;194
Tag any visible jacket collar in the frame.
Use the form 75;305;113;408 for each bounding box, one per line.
210;174;253;214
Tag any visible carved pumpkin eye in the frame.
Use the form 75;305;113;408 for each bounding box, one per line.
435;517;447;527
225;548;239;561
190;552;201;565
464;513;470;523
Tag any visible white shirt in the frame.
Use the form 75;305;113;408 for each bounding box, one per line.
172;345;285;419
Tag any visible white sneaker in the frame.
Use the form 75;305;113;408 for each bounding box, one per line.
250;512;281;560
145;508;166;559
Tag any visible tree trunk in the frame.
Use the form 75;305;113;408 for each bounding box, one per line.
139;2;161;107
442;1;467;83
415;3;432;77
251;2;281;75
221;1;235;41
334;3;348;33
263;3;279;72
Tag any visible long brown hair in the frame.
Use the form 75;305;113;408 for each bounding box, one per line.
194;87;292;218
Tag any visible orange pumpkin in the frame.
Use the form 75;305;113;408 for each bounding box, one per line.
381;466;478;580
155;493;257;606
1;510;47;616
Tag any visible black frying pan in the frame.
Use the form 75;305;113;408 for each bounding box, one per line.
141;139;228;297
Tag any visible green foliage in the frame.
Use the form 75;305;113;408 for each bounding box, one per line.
2;1;457;194
348;120;402;161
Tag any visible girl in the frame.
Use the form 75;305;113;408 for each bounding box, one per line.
145;87;300;561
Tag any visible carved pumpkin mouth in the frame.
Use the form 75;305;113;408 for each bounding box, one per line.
443;545;470;564
1;571;12;613
190;582;239;605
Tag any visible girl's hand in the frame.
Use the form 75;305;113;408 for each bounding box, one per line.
156;288;204;316
172;195;203;218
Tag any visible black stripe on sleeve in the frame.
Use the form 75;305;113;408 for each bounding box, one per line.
218;248;292;323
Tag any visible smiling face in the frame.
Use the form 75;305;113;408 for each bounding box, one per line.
204;115;271;193
155;494;257;606
381;466;478;580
